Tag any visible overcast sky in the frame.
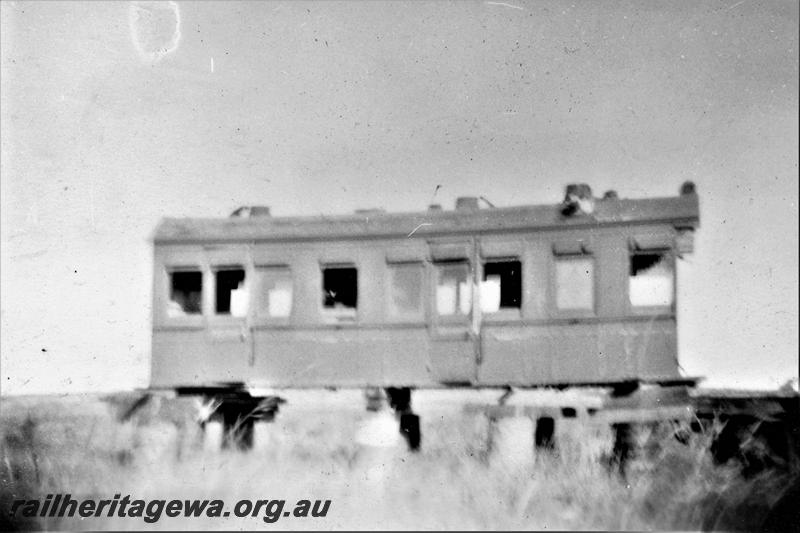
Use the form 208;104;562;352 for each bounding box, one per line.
1;0;797;395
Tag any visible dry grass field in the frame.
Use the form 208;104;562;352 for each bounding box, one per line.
1;390;797;531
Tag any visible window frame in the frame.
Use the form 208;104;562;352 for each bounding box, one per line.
480;257;523;322
253;264;294;325
627;248;676;315
320;263;359;324
385;261;426;322
163;265;206;327
551;250;596;317
432;258;473;324
210;264;248;320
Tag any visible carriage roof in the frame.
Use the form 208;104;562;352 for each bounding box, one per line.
153;192;699;244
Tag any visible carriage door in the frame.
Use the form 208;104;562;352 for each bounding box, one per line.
205;246;253;382
428;239;481;384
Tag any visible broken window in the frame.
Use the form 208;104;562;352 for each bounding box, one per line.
481;260;522;312
322;265;358;319
215;267;247;317
435;261;472;316
629;252;674;307
555;257;594;311
388;262;424;317
168;270;202;316
256;266;293;318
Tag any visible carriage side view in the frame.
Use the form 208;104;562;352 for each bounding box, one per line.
150;182;698;392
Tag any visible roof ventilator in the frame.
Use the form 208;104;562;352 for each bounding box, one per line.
455;196;480;211
560;184;595;216
230;206;271;218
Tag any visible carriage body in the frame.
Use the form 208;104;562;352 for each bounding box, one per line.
149;187;699;391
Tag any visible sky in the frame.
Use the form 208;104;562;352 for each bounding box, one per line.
1;0;797;395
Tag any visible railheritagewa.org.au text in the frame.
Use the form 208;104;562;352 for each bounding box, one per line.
9;494;331;523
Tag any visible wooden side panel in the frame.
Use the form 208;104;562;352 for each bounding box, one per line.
150;330;249;387
630;318;679;379
428;332;476;383
478;324;552;384
152;318;678;388
251;329;379;386
291;249;323;325
476;318;678;386
251;328;432;386
521;240;550;320
594;233;628;318
549;324;602;383
597;325;635;380
379;328;434;385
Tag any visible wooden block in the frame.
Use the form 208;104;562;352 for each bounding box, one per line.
203;421;224;453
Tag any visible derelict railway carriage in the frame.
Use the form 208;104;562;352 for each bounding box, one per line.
147;182;702;454
151;183;698;389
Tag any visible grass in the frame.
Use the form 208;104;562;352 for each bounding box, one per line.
1;391;797;531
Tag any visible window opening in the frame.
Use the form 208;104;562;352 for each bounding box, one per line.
629;252;674;307
215;268;247;317
481;260;521;312
257;266;293;318
168;270;202;316
322;266;358;318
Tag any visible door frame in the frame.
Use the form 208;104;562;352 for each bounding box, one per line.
426;237;482;383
